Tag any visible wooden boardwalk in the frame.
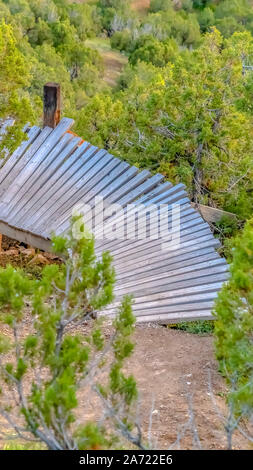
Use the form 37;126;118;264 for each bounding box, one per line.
0;118;228;323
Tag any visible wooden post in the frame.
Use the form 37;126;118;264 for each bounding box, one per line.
43;83;61;129
0;234;2;252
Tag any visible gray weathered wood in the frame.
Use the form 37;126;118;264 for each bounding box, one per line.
0;117;229;324
43;82;61;129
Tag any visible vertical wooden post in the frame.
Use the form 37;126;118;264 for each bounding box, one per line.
43;83;61;129
0;234;2;252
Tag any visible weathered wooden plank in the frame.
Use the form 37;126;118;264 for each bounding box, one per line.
105;282;223;310
51;168;154;239
0;221;51;252
95;196;191;246
192;203;237;223
13;136;81;226
105;301;216;316
115;245;221;282
111;286;220;308
112;234;217;277
35;151;115;234
13;137;82;226
115;257;221;285
102;170;151;208
149;183;186;204
121;311;214;323
114;258;227;293
7;134;80;223
0;118;74;214
125;290;221;309
20;142;93;229
24;146;107;231
97;210;206;254
53;160;131;235
109;227;211;268
114;272;229;300
0;126;40;174
114;173;164;207
94;181;176;240
52;166;142;237
81;161;131;206
0;127;52;201
95;194;192;246
86;174;169;241
0;123;73;222
53;157;128;227
113;251;226;280
137;181;173;204
0;117;229;325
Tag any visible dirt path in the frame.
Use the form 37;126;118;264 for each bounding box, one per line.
125;325;235;449
78;324;250;450
85;38;128;87
102;49;128;86
0;319;250;449
131;0;150;14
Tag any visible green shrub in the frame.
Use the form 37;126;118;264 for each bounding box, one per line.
0;218;139;450
111;30;133;53
214;218;253;416
170;320;214;335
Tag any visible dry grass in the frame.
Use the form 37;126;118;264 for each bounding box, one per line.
131;0;150;14
86;38;128;87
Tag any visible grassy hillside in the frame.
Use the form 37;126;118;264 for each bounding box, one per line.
85;38;128;86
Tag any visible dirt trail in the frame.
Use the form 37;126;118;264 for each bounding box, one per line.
126;325;231;449
0;317;250;449
131;0;150;14
102;50;128;86
0;236;250;449
78;324;250;450
85;38;128;87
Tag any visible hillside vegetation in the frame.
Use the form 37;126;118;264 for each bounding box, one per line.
1;0;253;224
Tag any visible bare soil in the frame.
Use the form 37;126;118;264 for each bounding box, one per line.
0;235;61;271
85;38;128;87
126;324;247;449
102;50;128;87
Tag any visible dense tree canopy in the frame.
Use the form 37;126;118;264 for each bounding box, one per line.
75;29;253;219
0;0;109;121
214;218;253;417
1;0;253;221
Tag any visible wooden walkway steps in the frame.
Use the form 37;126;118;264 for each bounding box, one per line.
0;118;228;323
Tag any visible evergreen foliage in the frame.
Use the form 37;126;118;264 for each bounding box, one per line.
0;220;138;450
214;218;253;416
75;29;253;218
0;0;253;448
0;21;35;155
1;1;253;222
